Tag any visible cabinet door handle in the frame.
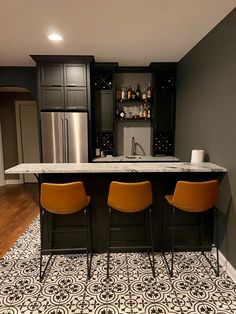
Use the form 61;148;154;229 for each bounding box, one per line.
65;118;69;163
60;118;64;162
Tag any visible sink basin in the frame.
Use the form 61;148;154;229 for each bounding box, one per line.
125;155;142;159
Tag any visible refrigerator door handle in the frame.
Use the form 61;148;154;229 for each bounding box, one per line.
60;118;65;162
65;118;69;163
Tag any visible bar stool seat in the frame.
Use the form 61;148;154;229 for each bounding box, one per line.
107;181;155;278
163;180;219;277
40;181;92;281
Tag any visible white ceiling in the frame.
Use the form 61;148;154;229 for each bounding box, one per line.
0;0;235;66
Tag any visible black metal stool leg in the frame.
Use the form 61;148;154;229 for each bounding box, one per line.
107;207;111;279
145;209;149;253
39;208;53;282
149;208;155;277
88;204;93;278
84;208;90;279
200;212;203;254
214;207;220;276
170;206;176;277
39;207;44;282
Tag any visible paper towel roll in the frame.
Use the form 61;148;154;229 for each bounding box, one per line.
191;149;204;163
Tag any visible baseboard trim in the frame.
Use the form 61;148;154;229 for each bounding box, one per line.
5;179;23;185
212;248;236;281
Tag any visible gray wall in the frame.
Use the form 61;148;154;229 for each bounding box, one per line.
0;92;35;180
175;9;236;267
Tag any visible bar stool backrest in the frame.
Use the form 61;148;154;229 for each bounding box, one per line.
41;182;89;215
107;181;153;213
171;180;219;212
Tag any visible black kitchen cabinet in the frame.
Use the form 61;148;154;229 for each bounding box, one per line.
40;63;87;110
150;63;177;155
31;55;94;111
93;63;117;155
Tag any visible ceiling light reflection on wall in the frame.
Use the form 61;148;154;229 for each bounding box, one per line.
48;33;63;41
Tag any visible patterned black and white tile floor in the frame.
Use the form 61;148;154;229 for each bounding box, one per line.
1;218;236;314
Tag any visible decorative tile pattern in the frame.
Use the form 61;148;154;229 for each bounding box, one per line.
0;217;236;313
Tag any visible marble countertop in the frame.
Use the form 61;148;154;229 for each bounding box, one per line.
5;162;227;174
93;155;179;162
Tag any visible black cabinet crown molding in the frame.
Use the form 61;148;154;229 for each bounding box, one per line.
30;55;95;64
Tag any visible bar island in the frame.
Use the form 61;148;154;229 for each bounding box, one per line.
6;162;227;252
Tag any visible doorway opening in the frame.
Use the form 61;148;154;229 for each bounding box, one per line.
0;87;40;185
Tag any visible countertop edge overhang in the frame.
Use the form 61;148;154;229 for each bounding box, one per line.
5;162;227;174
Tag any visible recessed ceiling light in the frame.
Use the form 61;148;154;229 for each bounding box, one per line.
48;33;63;41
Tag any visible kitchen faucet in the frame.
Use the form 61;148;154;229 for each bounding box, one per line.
131;136;137;156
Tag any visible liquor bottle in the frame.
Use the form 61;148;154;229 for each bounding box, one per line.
121;85;127;101
127;86;132;100
135;84;141;100
147;104;151;118
139;105;143;118
147;82;152;99
115;108;120;117
143;104;147;118
95;138;101;157
142;86;147;100
119;110;125;119
131;89;136;100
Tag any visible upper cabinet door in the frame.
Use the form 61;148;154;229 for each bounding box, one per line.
65;87;87;110
64;64;87;87
41;87;64;110
40;64;63;86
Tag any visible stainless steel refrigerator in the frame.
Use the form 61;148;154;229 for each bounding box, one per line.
40;112;88;163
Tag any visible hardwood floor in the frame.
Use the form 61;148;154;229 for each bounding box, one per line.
0;183;39;258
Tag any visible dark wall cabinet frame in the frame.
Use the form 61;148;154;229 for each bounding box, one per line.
150;63;177;155
93;63;118;155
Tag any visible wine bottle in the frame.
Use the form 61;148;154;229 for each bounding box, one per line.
131;89;136;100
135;84;141;100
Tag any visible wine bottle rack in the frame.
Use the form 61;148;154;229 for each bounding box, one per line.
153;131;174;155
95;132;114;154
94;70;113;90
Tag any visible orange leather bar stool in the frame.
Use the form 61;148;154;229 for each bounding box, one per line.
163;180;219;277
40;182;92;281
107;181;155;278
